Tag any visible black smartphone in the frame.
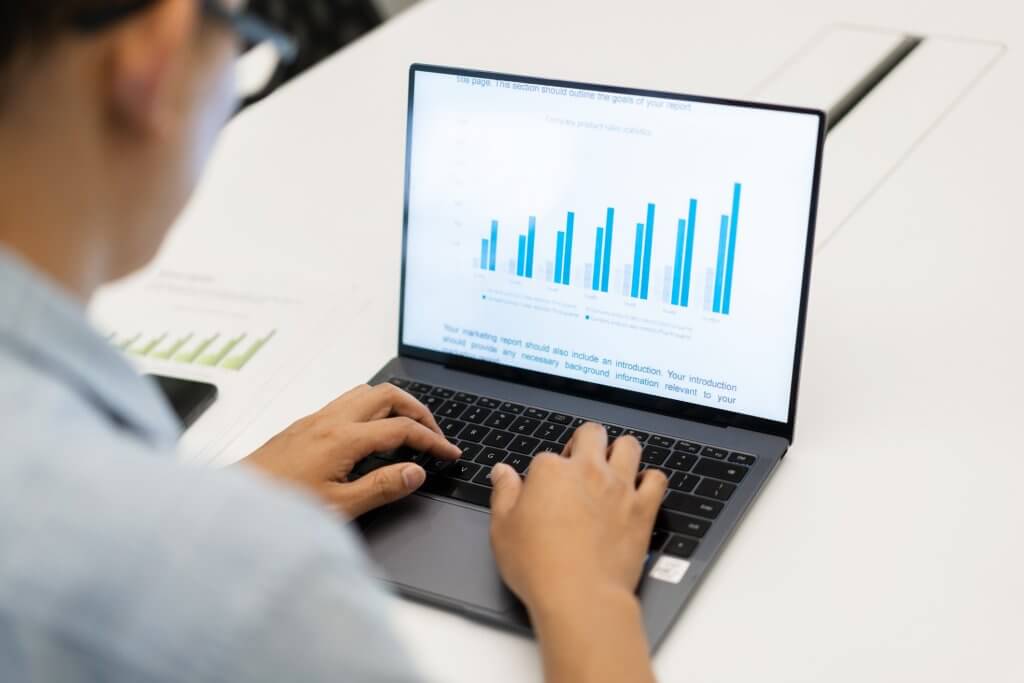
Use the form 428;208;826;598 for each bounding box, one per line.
147;374;218;429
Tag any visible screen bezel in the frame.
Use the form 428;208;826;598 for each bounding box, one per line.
398;63;825;443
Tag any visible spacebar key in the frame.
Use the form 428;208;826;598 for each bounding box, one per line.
421;476;492;508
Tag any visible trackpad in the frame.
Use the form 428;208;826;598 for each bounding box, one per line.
357;494;520;615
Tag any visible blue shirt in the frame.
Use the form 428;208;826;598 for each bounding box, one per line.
0;248;417;682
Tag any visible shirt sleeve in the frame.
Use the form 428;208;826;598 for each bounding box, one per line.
182;470;424;683
213;509;421;683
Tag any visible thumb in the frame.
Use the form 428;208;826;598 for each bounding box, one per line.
489;463;522;521
338;463;425;518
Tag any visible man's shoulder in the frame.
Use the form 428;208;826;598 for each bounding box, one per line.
0;396;383;680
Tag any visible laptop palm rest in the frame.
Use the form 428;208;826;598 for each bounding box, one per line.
356;493;523;619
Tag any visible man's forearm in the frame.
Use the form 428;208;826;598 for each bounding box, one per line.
529;583;657;683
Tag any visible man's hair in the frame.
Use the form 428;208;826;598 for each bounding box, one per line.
0;1;108;66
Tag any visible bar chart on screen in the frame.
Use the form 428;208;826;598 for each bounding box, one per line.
473;183;742;316
404;69;819;421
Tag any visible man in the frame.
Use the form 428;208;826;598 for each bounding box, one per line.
0;2;668;681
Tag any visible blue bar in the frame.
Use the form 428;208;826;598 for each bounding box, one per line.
713;215;728;313
601;208;614;292
722;183;742;315
481;239;489;270
640;203;655;300
671;219;685;306
525;217;536;278
489;220;498;272
517;235;526;276
681;199;697;306
563;212;575;285
554;231;565;284
631;222;644;298
592;227;604;290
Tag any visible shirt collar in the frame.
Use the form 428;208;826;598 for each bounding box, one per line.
0;246;181;450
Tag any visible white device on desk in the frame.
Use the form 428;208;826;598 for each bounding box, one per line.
351;64;825;648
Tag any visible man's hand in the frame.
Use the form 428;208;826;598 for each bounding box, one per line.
241;383;461;518
489;422;666;683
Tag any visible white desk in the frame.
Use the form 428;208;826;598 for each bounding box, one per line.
141;0;1024;680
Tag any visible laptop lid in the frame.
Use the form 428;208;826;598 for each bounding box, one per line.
398;64;824;442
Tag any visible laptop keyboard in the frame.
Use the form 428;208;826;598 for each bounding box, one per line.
351;378;757;561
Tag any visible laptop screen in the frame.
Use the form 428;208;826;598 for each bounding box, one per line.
401;67;822;424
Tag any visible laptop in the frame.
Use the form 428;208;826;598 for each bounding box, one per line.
355;63;825;649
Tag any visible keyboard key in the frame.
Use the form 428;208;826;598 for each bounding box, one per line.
641;445;670;466
484;411;515;429
623;429;649;442
648;435;674;449
431;387;455;399
525;407;549;420
701;446;729;460
503;453;532;473
656;510;711;538
482;431;514;449
604;424;623;437
436;401;468;419
421;477;491;507
500;401;525;414
535;422;565;442
664;535;699;559
476;447;507;466
650;529;669;552
547;412;573;425
728;452;757;466
424;457;454;474
664;492;723;519
477;397;501;409
391;447;421;462
439;419;466;439
693;458;748;483
472;466;494;487
510;417;541;435
508;435;541;454
410;382;434;394
673;440;702;454
451;462;480;481
418;395;444;413
536;441;563;455
666;452;698;472
454;391;479;403
459;425;490;443
557;427;574;445
456;442;482;461
462;406;492;424
669;472;700;492
387;377;410;388
694;478;736;501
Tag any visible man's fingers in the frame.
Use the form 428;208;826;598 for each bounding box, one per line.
321;383;373;412
565;422;609;467
350;416;461;460
356;384;444;434
334;463;426;518
489;463;522;521
636;468;669;523
607;435;642;482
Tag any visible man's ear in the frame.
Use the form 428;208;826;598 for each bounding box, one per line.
106;0;200;136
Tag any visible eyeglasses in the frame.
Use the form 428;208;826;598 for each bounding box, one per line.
71;0;298;100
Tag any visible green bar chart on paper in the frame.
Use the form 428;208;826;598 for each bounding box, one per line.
109;328;277;372
222;330;277;370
